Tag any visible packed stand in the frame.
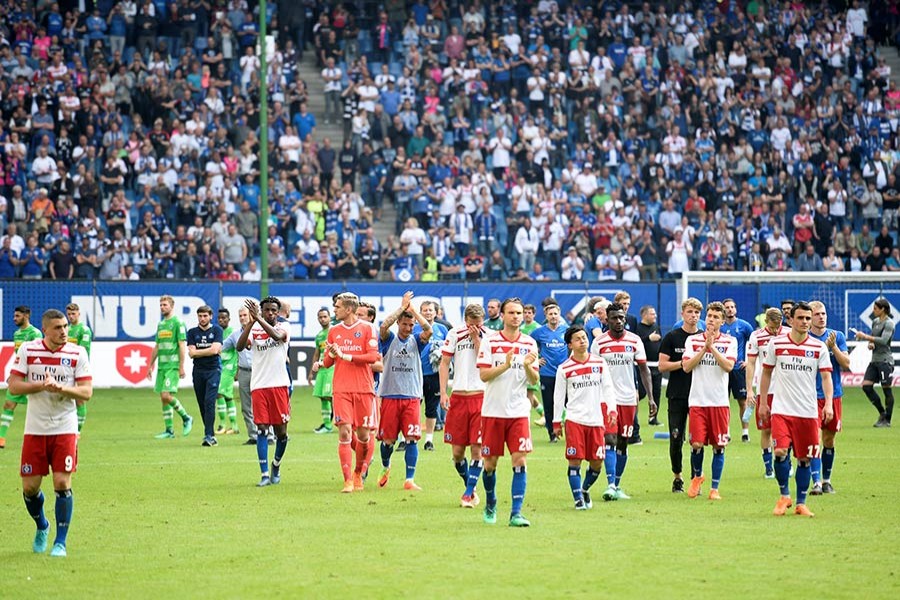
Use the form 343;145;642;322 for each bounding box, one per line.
1;1;899;282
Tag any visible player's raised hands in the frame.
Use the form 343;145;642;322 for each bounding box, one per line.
244;298;260;321
826;331;837;349
401;290;414;310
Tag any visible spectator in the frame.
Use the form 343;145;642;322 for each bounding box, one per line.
796;243;825;272
560;246;585;281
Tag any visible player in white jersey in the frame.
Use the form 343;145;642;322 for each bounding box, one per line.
590;302;656;500
476;298;539;527
553;325;617;510
758;302;833;518
440;303;489;508
745;307;786;478
682;301;738;500
7;309;92;558
236;297;291;487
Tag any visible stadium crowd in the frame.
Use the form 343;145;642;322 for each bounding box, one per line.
1;0;900;282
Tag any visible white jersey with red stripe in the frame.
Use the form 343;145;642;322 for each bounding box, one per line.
553;354;615;427
248;321;291;391
746;324;787;390
441;325;488;393
589;330;646;406
476;331;538;418
762;333;832;419
11;340;91;435
683;332;738;408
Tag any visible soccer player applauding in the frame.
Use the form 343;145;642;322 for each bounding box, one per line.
553;325;616;510
682;302;737;500
758;302;833;518
324;292;382;493
590;302;656;500
476;298;540;527
236;297;291;487
376;291;431;491
8;309;92;557
440;303;488;508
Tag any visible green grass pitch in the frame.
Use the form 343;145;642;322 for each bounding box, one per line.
1;386;898;598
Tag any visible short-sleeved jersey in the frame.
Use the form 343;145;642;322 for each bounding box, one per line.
379;330;426;399
315;326;330;357
155;316;186;370
658;327;694;399
553;354;615;427
520;321;539;336
219;325;237;373
809;328;847;398
485;317;503;331
683;332;738;407
590;330;646;405
476;331;538;418
441;325;488;393
762;333;832;418
746;325;787;389
248;321;291;391
11;340;91;435
415;321;448;376
67;322;92;356
14;324;43;349
186;324;223;371
327;319;380;394
531;324;569;377
721;317;755;363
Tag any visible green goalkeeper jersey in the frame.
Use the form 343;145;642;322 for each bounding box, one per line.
7;324;43;401
68;322;93;356
155;315;186;370
220;325;237;372
520;322;539;336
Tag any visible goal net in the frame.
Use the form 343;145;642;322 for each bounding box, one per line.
679;271;900;383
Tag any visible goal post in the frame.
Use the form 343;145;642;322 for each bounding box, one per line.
679;271;900;384
679;271;900;334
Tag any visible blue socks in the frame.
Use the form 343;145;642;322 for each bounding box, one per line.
256;430;269;475
568;466;583;502
604;445;617;485
774;455;791;496
614;449;628;488
762;447;773;474
584;468;602;492
464;460;483;496
796;462;811;505
691;447;704;479
24;491;49;531
483;469;497;507
822;447;835;481
273;436;288;467
511;466;527;516
404;440;418;480
380;441;393;468
810;456;822;484
711;450;724;490
54;489;73;547
454;458;469;482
